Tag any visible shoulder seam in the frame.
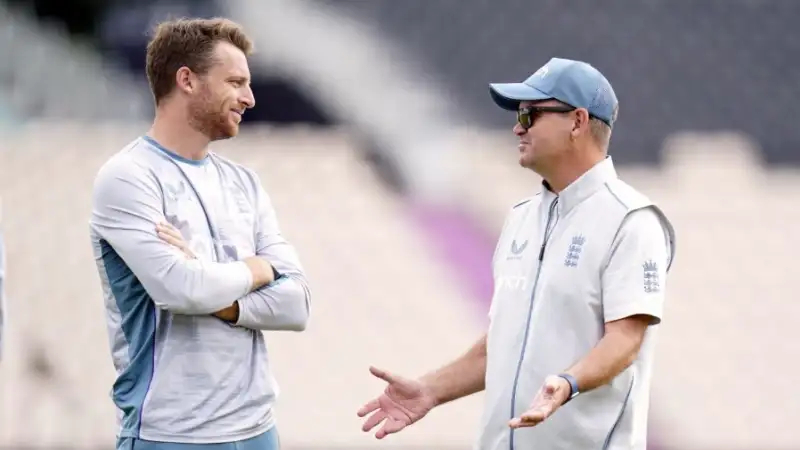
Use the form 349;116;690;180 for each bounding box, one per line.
512;192;541;209
603;182;629;209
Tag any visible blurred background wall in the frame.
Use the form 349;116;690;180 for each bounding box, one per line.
0;0;798;449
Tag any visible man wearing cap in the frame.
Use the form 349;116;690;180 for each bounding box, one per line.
357;57;676;450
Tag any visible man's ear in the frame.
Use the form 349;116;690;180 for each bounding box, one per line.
175;67;194;95
571;108;591;137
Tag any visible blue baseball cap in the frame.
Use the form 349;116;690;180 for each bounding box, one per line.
489;57;619;127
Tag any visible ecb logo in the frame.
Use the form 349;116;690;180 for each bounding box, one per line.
564;235;586;267
643;260;660;293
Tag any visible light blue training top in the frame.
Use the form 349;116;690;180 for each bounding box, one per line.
90;136;311;444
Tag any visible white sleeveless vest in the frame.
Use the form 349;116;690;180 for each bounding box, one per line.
478;157;676;450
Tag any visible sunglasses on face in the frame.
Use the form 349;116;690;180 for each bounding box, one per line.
516;105;576;130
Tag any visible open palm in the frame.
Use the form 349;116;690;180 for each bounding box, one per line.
357;366;437;439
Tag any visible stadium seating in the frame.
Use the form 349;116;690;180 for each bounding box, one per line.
0;3;149;123
0;124;485;449
1;125;798;449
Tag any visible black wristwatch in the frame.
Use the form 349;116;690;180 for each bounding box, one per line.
557;373;580;404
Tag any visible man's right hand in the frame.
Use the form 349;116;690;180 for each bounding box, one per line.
357;366;437;439
156;222;196;259
242;256;275;290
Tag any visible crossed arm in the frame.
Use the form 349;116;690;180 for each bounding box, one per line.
158;183;311;331
231;179;311;331
91;162;310;331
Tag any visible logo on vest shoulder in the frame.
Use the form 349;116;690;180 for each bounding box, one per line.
507;239;528;260
564;235;586;267
643;260;661;293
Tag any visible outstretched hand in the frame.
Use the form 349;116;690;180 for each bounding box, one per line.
357;366;437;439
509;375;572;429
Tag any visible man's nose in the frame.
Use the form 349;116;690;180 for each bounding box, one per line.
241;87;255;109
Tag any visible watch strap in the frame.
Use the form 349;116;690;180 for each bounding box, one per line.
557;373;580;403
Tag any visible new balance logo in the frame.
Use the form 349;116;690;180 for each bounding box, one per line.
643;260;660;293
564;235;586;267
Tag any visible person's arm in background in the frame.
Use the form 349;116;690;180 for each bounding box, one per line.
417;333;488;405
357;333;488;439
0;226;6;362
216;176;310;331
355;201;518;439
91;160;275;315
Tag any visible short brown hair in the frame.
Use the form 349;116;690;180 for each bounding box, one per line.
145;18;254;105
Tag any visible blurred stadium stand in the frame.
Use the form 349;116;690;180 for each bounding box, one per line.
0;125;487;450
1;0;798;449
0;2;150;121
319;0;800;166
97;0;336;126
3;126;800;450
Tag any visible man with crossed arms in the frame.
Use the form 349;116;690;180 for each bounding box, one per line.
90;18;309;450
